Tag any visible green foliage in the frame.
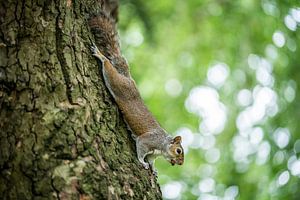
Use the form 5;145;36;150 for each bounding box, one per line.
119;0;300;199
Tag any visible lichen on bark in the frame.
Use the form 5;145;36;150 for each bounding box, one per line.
0;0;162;199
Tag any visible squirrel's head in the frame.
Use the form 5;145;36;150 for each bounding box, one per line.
166;136;184;166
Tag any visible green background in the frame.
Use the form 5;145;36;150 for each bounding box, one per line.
119;0;300;199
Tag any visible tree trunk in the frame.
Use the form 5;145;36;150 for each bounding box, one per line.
0;0;162;199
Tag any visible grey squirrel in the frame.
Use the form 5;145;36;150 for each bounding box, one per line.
88;12;184;172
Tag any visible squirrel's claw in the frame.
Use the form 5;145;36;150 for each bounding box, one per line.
90;44;107;62
90;44;99;55
142;162;149;170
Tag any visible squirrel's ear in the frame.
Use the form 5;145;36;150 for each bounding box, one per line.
172;136;182;144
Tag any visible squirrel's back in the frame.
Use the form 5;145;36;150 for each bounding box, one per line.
89;12;161;135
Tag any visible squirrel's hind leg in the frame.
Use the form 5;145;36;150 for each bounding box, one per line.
91;43;107;62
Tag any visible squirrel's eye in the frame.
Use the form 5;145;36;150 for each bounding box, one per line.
176;148;182;155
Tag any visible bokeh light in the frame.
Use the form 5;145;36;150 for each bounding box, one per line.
119;1;300;199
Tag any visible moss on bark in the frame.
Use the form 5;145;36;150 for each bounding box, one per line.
0;0;162;199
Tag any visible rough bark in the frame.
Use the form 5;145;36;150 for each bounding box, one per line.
0;0;162;199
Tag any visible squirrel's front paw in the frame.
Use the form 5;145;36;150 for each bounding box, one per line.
142;162;150;170
90;43;100;55
90;44;107;61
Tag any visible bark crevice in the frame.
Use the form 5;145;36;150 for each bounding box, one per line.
55;3;74;105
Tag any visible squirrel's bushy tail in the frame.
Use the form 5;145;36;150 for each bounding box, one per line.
88;12;121;60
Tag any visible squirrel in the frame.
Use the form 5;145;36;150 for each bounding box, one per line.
88;12;184;172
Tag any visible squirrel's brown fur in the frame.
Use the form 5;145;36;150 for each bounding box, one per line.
89;12;184;172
